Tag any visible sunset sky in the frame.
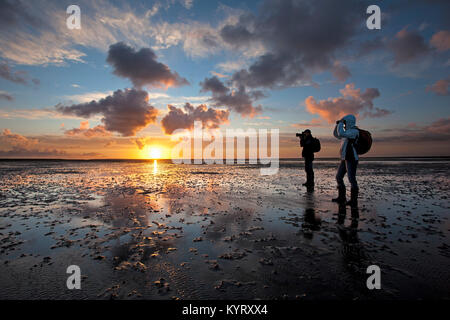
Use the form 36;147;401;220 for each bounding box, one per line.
0;0;449;159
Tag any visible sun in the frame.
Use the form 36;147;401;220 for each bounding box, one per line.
148;147;162;159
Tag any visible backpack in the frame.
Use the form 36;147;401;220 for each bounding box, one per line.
354;128;372;155
312;138;321;153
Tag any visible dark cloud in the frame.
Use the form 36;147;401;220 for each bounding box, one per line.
426;78;450;96
220;23;254;48
0;0;45;29
56;88;159;137
0;62;27;84
0;62;39;85
356;37;384;57
161;103;229;135
331;62;351;83
388;28;430;65
305;83;391;123
106;42;189;88
219;0;363;88
207;0;363;115
200;76;263;117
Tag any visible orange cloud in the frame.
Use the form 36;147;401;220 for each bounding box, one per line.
64;121;111;138
430;30;450;52
305;83;390;123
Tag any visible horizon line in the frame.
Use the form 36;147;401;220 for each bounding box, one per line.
0;156;449;161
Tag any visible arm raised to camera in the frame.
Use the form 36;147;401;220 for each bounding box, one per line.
337;121;358;139
333;123;340;139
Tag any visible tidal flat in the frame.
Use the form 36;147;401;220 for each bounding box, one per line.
0;158;449;300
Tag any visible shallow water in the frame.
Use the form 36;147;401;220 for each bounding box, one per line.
0;159;449;299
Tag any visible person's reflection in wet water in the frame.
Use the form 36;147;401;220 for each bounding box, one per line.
301;189;321;239
337;204;367;268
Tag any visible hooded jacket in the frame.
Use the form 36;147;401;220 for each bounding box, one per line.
333;114;359;161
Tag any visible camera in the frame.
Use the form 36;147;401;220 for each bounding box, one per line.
296;130;310;139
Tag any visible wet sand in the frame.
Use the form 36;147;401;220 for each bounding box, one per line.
0;159;449;300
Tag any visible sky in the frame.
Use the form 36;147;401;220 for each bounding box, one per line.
0;0;449;159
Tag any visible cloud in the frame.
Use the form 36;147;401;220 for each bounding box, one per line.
0;108;66;120
63;91;114;104
0;0;46;30
291;118;326;128
134;138;148;150
0;62;40;86
356;37;385;57
64;121;112;138
426;78;450;96
430;30;450;52
161;103;229;134
377;118;450;142
181;0;194;10
0;90;13;101
331;62;351;83
1;129;37;148
0;62;26;84
0;129;66;158
388;28;430;65
219;0;363;89
216;60;246;73
427;118;450;135
305;83;391;123
56;88;159;137
210;71;228;78
200;76;263;117
0;0;252;65
106;42;189;88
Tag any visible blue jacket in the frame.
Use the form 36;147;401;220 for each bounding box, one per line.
333;114;359;161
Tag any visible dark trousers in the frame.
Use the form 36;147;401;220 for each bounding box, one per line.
336;160;358;189
304;157;314;185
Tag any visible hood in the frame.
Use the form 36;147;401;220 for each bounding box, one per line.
342;114;356;128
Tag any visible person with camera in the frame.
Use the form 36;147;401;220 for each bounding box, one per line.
298;129;315;188
332;114;359;207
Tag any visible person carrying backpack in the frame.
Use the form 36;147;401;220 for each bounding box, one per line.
299;129;320;188
332;114;359;207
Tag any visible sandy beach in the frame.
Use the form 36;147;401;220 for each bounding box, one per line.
0;158;449;300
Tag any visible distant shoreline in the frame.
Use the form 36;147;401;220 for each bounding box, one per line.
0;156;449;162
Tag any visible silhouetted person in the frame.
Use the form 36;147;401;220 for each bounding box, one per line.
299;129;315;188
332;115;359;207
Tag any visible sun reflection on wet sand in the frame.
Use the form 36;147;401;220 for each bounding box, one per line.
153;159;158;174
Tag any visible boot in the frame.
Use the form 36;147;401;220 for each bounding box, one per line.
346;188;358;208
332;186;346;203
